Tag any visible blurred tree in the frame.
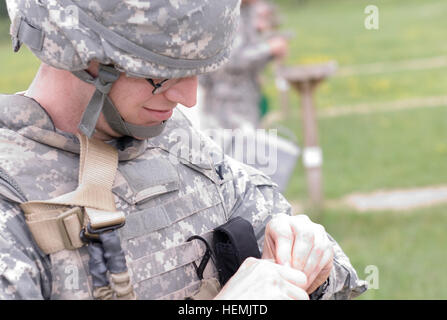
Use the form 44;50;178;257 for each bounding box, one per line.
0;1;7;18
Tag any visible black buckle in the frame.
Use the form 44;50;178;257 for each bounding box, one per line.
80;221;125;244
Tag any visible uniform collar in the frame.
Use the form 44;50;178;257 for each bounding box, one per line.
0;94;147;161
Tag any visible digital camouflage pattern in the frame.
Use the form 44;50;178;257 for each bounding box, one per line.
0;94;368;299
199;2;272;130
6;0;240;79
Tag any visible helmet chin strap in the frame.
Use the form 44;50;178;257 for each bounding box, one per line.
101;96;167;139
72;64;167;139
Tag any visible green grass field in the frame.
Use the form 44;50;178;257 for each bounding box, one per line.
323;203;447;300
273;0;447;299
1;0;447;299
284;106;447;200
264;0;447;109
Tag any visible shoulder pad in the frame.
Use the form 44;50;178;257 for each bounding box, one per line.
0;168;26;204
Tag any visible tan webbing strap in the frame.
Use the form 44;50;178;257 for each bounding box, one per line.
75;134;117;210
20;133;122;254
25;206;85;253
21;133;136;300
188;278;222;300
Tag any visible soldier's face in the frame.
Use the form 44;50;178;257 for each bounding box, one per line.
84;60;198;139
96;74;198;137
103;73;198;136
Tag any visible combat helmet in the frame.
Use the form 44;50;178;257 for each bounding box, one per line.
6;0;241;138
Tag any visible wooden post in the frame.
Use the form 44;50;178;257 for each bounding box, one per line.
279;61;337;209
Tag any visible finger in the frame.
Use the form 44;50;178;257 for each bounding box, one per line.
306;248;334;294
290;215;315;271
276;235;293;267
291;228;314;272
319;243;334;269
303;227;327;276
280;281;309;300
267;215;293;266
303;240;327;287
274;263;308;288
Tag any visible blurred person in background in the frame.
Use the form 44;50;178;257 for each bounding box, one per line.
198;0;289;132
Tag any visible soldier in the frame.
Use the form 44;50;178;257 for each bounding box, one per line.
0;0;367;300
198;0;288;131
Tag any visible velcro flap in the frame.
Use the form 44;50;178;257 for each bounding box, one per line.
118;158;179;205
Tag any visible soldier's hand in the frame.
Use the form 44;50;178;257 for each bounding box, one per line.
262;214;334;294
268;36;288;59
214;258;309;300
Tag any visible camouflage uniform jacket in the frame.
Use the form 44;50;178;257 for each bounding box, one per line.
199;3;272;130
0;94;367;300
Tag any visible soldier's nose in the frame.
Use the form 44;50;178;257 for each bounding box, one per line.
163;76;198;108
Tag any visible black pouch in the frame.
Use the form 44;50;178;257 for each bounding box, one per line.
213;216;261;286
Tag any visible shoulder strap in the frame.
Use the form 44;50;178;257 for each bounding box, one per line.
20;133;123;254
20;133;136;300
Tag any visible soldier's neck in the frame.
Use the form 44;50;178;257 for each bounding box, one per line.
25;63;96;136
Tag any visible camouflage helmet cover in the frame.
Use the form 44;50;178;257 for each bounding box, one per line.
7;0;241;79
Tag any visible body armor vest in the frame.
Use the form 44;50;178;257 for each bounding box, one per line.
0;94;231;299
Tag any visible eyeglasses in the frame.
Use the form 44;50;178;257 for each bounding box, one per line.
146;78;181;95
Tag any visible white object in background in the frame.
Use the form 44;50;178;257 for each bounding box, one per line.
302;146;323;168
